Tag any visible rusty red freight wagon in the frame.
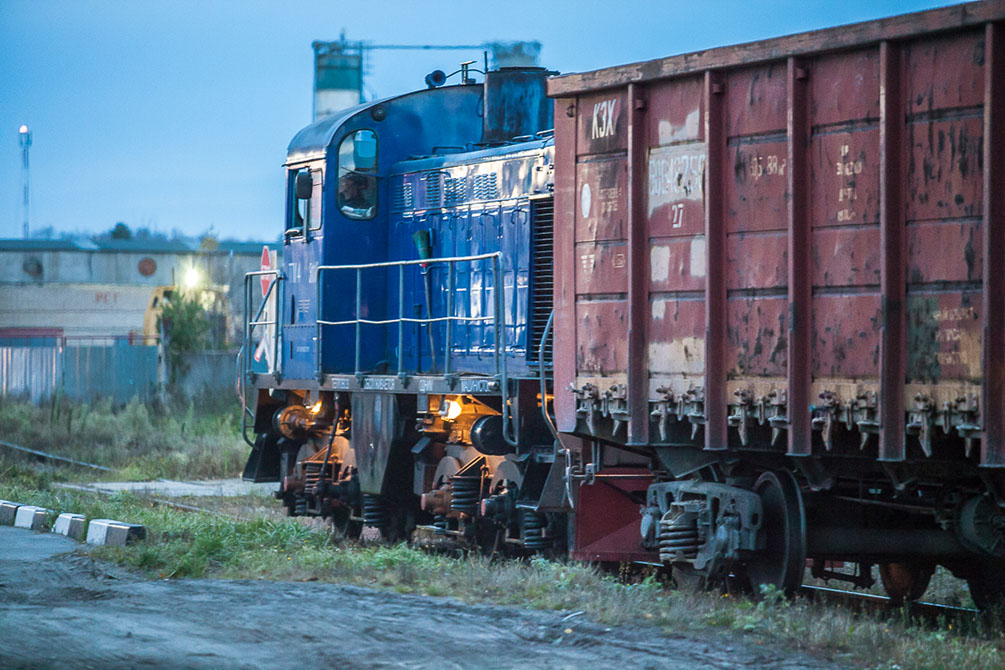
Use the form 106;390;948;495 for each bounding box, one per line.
548;1;1005;602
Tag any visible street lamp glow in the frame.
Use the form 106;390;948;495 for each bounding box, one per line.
18;125;28;134
183;266;202;290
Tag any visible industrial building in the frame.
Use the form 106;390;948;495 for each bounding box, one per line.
0;236;276;340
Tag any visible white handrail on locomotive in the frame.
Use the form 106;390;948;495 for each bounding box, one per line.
239;268;283;447
314;251;518;446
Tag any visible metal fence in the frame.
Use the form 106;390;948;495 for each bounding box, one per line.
0;336;159;404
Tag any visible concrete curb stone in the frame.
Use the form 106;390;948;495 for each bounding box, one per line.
14;506;51;530
52;513;87;541
86;519;146;546
0;500;22;525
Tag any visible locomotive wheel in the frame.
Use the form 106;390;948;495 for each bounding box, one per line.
878;562;934;605
326;505;363;540
743;470;806;596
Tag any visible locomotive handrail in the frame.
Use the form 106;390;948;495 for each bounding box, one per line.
314;251;506;376
315;251;502;271
314;251;514;442
240;269;283;448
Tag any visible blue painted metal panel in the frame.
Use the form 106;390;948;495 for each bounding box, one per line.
282;77;553;380
63;345;158;403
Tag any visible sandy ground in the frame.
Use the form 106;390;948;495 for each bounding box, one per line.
0;527;844;670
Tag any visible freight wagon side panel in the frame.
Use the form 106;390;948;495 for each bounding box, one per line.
551;1;1005;466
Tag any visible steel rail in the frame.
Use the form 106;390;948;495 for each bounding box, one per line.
0;440;114;472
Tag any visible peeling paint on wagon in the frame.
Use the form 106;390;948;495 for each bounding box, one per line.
551;1;1005;468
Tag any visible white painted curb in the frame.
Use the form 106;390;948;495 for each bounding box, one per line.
86;519;146;546
52;513;87;541
0;500;21;525
14;506;50;530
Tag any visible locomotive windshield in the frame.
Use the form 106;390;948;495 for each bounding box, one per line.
337;130;377;220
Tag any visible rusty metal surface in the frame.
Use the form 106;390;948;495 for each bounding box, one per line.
982;22;1005;466
703;72;726;452
570;469;655;563
626;84;649;445
547;1;1005;97
553;7;1000;467
879;40;906;462
787;58;812;457
553;99;578;433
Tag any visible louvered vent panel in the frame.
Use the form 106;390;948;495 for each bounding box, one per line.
473;173;498;200
529;197;554;364
425;174;442;208
444;177;467;206
391;181;414;211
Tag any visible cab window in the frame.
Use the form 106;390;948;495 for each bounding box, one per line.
337;130;377;220
287;168;323;232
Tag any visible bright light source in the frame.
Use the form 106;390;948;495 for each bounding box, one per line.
310;400;323;414
445;399;463;421
18;125;27;134
183;266;202;289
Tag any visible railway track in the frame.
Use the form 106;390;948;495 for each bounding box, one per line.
2;439;985;629
800;584;980;628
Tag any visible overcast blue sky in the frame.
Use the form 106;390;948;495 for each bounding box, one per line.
0;0;955;241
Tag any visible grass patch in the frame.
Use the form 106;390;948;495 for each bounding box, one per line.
2;472;1004;670
0;396;247;480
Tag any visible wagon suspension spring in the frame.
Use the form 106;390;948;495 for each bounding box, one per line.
362;494;389;529
450;474;482;516
658;509;699;563
432;514;448;535
522;510;548;550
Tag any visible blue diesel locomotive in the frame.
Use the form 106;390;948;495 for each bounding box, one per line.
240;66;570;547
240;3;1005;609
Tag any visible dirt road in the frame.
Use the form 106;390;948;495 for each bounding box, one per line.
0;527;841;670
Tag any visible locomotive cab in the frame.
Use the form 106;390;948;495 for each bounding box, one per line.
240;66;569;551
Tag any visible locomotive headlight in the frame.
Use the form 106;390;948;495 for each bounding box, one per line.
310;400;322;414
443;399;463;421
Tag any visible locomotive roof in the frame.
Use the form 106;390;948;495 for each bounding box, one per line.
394;135;553;173
286;96;395;164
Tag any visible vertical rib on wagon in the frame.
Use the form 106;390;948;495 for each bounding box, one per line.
983;22;1005;467
879;40;906;463
554;98;578;433
704;71;728;452
627;83;650;445
787;57;811;457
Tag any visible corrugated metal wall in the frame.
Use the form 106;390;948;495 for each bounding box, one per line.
0;338;158;403
0;342;61;402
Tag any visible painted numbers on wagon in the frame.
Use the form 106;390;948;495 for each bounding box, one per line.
836;144;863;223
591;99;618;140
748;154;786;181
647;144;706;220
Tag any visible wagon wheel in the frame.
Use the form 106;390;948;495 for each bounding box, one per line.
742;470;806;597
964;558;1005;612
878;562;934;606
